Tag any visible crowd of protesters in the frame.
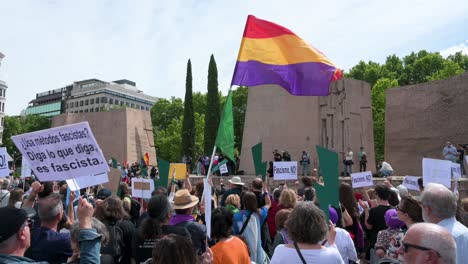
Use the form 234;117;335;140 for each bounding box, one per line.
1;167;468;264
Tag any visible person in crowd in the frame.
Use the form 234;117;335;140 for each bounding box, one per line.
303;187;316;202
270;201;343;263
300;150;310;176
271;209;292;253
282;151;291;161
67;217;110;264
211;207;251;264
251;178;267;208
443;142;459;162
359;184;393;262
388;188;400;207
358;147;368;172
0;179;10;207
342;147;353;176
417;177;424;193
327;206;358;263
396;223;456;264
273;149;282;162
375;209;406;260
0;198;102;263
25;193;72;263
421;183;468;264
339;183;364;254
133;194;189;263
93;194;134;264
8;188;24;208
296;176;314;197
269;188;297;241
396;184;409;197
220;176;245;206
170;189;207;255
196;155;203;176
151;234;213;264
396;195;424;227
267;188;282;240
378;161;394;177
225;194;240;214
118;182;132;213
233;191;271;264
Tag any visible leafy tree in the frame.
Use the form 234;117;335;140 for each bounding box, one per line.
151;97;183;131
231;86;248;151
429;60;464;81
182;59;195;159
2;115;51;167
193;92;206;116
447;51;468;71
204;54;220;154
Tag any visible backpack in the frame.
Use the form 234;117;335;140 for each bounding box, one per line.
125;195;141;223
101;221;124;263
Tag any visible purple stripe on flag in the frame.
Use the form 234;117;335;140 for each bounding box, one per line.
231;60;336;96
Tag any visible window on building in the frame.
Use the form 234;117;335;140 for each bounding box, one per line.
115;99;119;105
79;110;83;113
85;99;89;105
101;97;108;103
69;102;73;109
95;107;99;112
140;105;144;110
100;106;104;111
84;109;88;112
90;98;94;104
146;107;149;111
66;103;69;109
80;101;84;107
90;108;94;112
126;102;130;107
2;103;4;112
75;101;78;107
120;101;124;106
96;97;100;104
109;98;114;104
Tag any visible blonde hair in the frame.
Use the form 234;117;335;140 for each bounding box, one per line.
279;189;297;209
225;194;240;208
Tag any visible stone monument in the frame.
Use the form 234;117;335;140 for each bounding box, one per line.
239;78;376;175
52;108;157;192
385;72;468;176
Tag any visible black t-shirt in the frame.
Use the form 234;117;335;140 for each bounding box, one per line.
132;225;189;264
253;191;266;208
274;153;282;161
111;219;135;264
367;205;392;246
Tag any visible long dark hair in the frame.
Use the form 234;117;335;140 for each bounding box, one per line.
339;183;359;219
140;194;171;239
93;195;130;223
152;234;197;264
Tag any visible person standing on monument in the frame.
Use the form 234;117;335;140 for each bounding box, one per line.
342;147;354;176
442;142;458;162
300;150;310;176
358;147;368;172
273;150;282;162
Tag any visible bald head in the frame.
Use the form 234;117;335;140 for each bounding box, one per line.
421;183;457;223
252;178;263;191
399;223;456;264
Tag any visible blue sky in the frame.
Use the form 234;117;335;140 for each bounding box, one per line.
0;0;467;115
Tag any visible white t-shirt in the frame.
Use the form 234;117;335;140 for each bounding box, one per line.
381;161;393;171
345;151;353;161
325;227;358;263
271;244;344;264
0;190;10;207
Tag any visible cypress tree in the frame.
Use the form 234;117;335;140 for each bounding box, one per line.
204;54;220;154
182;59;195;160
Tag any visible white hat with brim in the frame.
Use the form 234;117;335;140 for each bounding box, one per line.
228;176;245;186
173;189;199;210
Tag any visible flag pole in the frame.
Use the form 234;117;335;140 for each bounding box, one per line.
205;146;217;179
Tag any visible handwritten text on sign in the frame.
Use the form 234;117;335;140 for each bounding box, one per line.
403;176;420;191
0;148;10;177
11;122;109;181
273;161;298;180
422;158;451;188
351;171;374;188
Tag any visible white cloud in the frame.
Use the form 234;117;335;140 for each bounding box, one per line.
0;0;468;115
440;40;468;57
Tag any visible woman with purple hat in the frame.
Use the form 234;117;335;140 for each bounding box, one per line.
375;209;405;261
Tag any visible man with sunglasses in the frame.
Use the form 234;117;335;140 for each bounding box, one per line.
421;183;468;264
397;223;455;264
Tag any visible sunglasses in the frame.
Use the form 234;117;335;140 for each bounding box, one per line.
396;205;406;213
401;241;441;257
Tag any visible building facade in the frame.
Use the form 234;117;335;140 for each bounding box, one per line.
25;79;158;117
0;52;7;144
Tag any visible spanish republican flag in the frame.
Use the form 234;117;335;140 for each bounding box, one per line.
143;152;150;166
231;15;343;96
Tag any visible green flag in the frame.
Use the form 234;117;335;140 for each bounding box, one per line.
111;157;118;169
215;91;235;163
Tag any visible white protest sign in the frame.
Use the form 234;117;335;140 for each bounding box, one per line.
204;178;211;239
403;176;421;191
422;158;452;188
350;171;374;188
451;162;461;179
11;122;109;181
273;161;298;180
132;178;154;199
0;148;10;177
465;155;468;165
21;158;32;178
66;173;109;192
219;163;228;174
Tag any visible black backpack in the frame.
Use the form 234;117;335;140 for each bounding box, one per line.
125;195;141;223
101;221;124;263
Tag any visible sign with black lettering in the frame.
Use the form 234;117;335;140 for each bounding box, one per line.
351;171;374;188
273;161;298;180
403;176;420;191
11;122;109;181
0;148;10;177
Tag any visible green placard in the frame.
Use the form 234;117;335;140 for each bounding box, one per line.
251;142;267;181
155;158;170;188
314;145;340;222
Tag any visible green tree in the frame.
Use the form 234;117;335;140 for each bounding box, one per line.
429;60;464;81
371;78;398;162
151;97;183;131
154;116;182;162
181;59;195;159
192;92;206;116
2;115;51;167
204;54;220;154
231;86;248;151
447;51;468;71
